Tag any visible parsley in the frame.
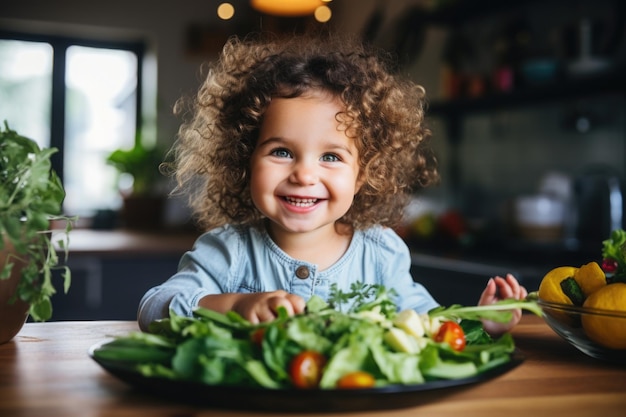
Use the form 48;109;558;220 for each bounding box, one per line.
327;282;398;317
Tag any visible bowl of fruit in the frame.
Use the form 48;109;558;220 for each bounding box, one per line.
536;229;626;363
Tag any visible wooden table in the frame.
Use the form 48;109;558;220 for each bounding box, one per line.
1;315;625;417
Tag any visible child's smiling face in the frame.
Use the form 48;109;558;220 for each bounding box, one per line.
250;92;363;238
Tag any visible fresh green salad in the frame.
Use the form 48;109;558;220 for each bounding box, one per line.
93;284;541;389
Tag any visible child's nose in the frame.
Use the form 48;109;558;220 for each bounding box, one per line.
289;160;319;185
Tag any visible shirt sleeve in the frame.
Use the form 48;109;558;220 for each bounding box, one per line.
375;227;440;314
137;227;240;331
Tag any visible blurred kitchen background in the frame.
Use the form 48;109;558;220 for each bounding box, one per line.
1;0;624;318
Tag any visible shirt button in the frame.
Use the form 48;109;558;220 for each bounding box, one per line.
295;265;310;279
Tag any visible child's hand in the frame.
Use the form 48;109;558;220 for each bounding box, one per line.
232;290;306;324
478;274;528;336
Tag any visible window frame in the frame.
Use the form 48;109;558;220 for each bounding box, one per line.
0;29;145;185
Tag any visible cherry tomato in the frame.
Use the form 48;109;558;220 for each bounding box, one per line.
289;350;327;389
336;371;376;389
250;328;266;346
602;258;618;273
434;321;466;351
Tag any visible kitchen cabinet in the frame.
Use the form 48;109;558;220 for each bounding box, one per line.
48;255;180;321
44;230;198;321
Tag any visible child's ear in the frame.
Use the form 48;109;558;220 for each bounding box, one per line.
354;173;366;194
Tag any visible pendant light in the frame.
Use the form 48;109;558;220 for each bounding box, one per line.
250;0;325;17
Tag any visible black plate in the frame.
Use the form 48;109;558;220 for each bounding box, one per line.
89;342;524;412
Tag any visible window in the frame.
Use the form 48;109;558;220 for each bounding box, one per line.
0;31;145;217
0;39;52;148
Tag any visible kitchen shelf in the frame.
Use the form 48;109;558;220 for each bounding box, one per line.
411;0;547;26
408;0;625;120
427;66;625;119
404;0;626;214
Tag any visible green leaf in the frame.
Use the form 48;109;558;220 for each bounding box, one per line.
172;338;210;379
560;277;585;306
193;306;251;330
30;297;52;322
243;360;281;389
94;341;174;363
0;262;13;280
1;217;22;240
370;344;424;384
30;212;50;231
285;315;332;352
261;324;293;381
136;363;178;379
422;357;477;380
305;295;329;313
429;299;543;323
461;319;493;345
319;344;370;388
61;266;72;293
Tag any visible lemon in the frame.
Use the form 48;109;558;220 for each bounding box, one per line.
573;262;607;297
538;266;579;305
538;266;582;327
582;283;626;350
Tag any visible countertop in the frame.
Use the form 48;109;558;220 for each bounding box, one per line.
53;229;200;257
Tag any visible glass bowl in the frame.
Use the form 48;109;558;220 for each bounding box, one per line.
538;299;626;364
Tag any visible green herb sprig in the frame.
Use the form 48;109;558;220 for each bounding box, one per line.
327;282;398;317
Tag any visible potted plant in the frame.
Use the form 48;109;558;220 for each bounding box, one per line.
0;122;73;344
106;134;168;230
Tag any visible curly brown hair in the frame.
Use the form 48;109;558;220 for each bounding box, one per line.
171;33;439;232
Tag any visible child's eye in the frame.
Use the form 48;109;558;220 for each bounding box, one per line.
270;148;292;158
321;154;340;162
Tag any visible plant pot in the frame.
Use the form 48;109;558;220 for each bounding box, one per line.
0;243;30;344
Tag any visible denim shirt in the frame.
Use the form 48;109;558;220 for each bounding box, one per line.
137;224;439;330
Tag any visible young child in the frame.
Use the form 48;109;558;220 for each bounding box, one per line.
137;34;527;334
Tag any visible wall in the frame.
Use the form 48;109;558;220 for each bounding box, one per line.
458;97;624;196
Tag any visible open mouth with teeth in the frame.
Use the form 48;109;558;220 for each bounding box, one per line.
283;196;319;207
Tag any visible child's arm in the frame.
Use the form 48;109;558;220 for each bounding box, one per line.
478;274;528;335
198;291;306;324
